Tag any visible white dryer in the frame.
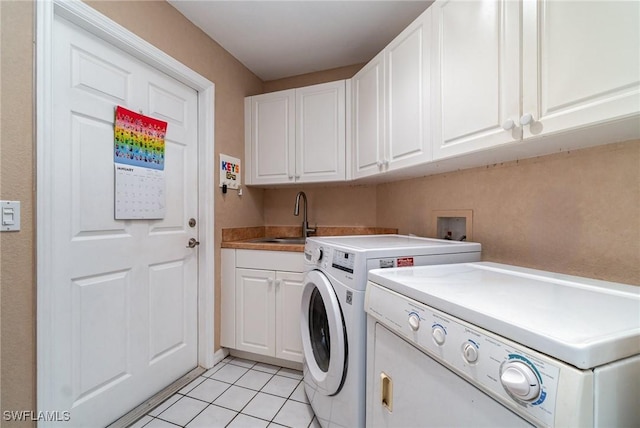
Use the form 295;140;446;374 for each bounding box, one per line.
365;263;640;427
300;235;481;427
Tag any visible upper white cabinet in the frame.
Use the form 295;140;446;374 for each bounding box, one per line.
352;52;385;178
431;0;640;160
430;0;520;159
385;8;432;171
521;0;640;138
352;8;432;179
245;89;295;184
246;80;346;185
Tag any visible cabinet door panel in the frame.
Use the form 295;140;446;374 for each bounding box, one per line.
250;90;295;184
386;9;431;169
296;81;346;183
352;52;385;178
235;268;275;356
522;0;640;137
432;0;520;159
275;272;304;362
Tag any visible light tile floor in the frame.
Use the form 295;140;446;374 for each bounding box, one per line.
128;356;320;428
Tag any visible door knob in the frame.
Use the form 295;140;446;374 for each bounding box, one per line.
186;238;200;248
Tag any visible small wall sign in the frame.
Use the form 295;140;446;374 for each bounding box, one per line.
220;154;241;190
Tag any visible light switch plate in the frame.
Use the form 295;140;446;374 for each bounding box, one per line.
1;200;21;232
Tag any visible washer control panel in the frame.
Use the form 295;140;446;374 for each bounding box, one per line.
304;241;360;289
365;281;562;427
332;249;355;274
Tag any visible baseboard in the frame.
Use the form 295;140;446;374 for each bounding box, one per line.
212;347;229;367
227;348;303;371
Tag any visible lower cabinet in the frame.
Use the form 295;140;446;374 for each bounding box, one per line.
221;249;304;363
235;268;304;361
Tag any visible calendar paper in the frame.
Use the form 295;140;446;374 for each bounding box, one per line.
115;164;166;219
114;106;167;170
113;106;167;219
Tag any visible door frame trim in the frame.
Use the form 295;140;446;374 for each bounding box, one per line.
36;0;216;417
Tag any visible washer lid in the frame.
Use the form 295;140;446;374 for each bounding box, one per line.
367;262;640;369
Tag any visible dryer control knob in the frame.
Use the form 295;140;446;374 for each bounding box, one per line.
310;247;323;263
462;342;478;363
500;361;541;402
432;326;446;345
408;313;420;331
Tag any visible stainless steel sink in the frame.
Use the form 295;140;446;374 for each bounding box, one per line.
248;237;306;245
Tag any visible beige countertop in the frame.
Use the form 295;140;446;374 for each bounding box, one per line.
221;226;398;252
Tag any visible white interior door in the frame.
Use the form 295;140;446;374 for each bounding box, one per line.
48;14;199;426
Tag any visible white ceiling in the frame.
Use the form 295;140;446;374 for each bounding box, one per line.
168;1;432;81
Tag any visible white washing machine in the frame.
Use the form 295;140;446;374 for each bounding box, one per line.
300;235;481;427
365;262;640;427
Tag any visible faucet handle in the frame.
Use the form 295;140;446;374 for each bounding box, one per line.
305;223;317;236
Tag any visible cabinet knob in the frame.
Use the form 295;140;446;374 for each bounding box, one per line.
383;159;389;167
288;175;293;180
502;119;515;131
520;113;534;126
376;160;383;168
295;174;301;179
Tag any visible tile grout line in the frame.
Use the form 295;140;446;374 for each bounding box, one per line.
224;364;303;427
135;358;308;428
230;364;280;425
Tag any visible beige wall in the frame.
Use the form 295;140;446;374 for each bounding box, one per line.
264;142;640;285
264;185;378;227
263;63;364;93
1;1;36;421
266;141;640;285
377;140;640;285
0;0;264;423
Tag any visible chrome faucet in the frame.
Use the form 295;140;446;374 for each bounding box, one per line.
294;191;316;238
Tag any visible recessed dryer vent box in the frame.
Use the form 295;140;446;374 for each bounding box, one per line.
432;210;473;241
